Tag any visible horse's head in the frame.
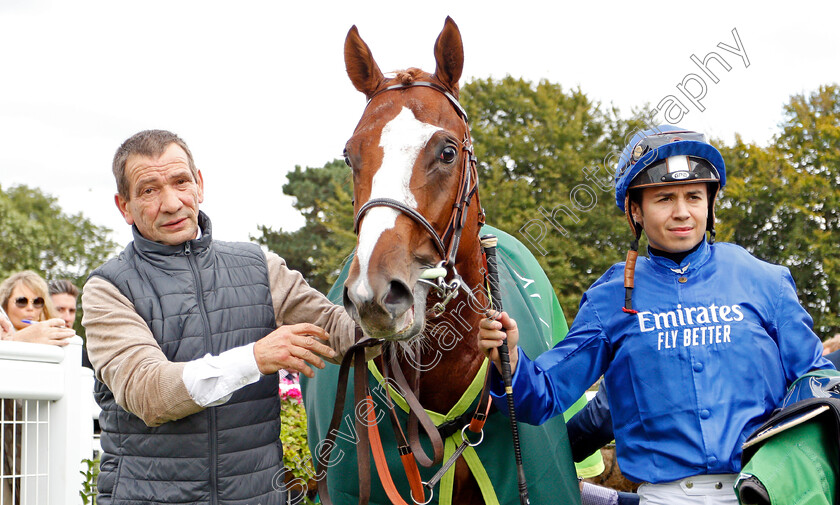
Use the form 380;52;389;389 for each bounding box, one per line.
342;17;482;341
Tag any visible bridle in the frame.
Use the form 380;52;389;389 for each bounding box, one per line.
317;82;499;505
352;81;486;271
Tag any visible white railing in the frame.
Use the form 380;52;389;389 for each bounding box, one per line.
0;337;93;505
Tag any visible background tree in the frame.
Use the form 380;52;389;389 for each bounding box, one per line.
258;77;648;322
0;185;117;282
257;79;840;334
253;160;356;294
462;77;649;320
717;84;840;336
0;184;118;334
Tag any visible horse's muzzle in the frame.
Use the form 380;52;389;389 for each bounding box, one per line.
343;278;428;340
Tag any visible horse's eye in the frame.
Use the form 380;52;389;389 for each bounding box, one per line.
439;146;457;164
344;156;352;167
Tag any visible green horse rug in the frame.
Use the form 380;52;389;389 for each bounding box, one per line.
302;225;591;505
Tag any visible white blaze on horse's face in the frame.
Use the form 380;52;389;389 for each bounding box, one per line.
351;107;442;302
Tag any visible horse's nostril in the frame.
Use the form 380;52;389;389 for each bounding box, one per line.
383;280;413;315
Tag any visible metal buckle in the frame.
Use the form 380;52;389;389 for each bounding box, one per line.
414;484;435;505
419;263;466;317
430;275;462;317
460;424;484;447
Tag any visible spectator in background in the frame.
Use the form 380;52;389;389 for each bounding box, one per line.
823;334;840;354
822;334;840;368
49;278;94;369
0;270;74;346
1;270;55;329
49;279;79;330
1;273;75;505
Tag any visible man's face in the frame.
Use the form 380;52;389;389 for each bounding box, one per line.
115;143;204;246
51;292;77;328
630;183;709;254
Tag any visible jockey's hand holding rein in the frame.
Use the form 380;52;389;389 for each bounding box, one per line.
478;311;520;375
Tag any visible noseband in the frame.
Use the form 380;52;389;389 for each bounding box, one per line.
352;81;485;269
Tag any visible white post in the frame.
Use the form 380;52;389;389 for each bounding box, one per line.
0;336;92;505
1;340;63;505
47;336;90;505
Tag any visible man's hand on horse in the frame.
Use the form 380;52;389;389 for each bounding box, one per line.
254;323;337;377
478;311;520;374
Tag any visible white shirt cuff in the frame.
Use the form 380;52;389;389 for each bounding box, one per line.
182;343;262;407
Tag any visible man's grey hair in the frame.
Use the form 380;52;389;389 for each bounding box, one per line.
112;130;197;200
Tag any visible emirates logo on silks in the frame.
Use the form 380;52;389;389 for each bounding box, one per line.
636;303;744;351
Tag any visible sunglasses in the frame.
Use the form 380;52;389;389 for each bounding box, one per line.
14;296;45;309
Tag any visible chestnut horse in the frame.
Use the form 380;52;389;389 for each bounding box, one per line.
302;17;582;505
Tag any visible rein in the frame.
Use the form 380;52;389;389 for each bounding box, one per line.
322;81;498;505
317;338;495;505
317;267;502;505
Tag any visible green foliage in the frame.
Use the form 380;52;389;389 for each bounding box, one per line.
255;77;649;321
0;185;118;335
257;77;840;334
253;160;356;294
280;395;313;480
717;84;840;335
280;383;318;503
462;77;650;321
0;185;117;281
80;456;99;505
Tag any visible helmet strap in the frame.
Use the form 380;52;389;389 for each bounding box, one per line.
624;195;637;233
622;225;643;314
707;184;719;244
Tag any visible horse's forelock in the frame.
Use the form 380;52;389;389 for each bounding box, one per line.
391;68;427;86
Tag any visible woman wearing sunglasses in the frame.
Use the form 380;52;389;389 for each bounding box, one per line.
0;270;75;346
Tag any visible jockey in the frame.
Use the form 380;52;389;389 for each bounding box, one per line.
478;125;834;504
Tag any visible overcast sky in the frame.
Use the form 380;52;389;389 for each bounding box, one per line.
1;1;838;248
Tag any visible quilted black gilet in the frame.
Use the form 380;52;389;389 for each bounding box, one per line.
91;213;285;505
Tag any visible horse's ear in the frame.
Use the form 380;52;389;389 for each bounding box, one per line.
433;16;464;97
345;25;384;99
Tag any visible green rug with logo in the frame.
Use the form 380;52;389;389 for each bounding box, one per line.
302;225;592;505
